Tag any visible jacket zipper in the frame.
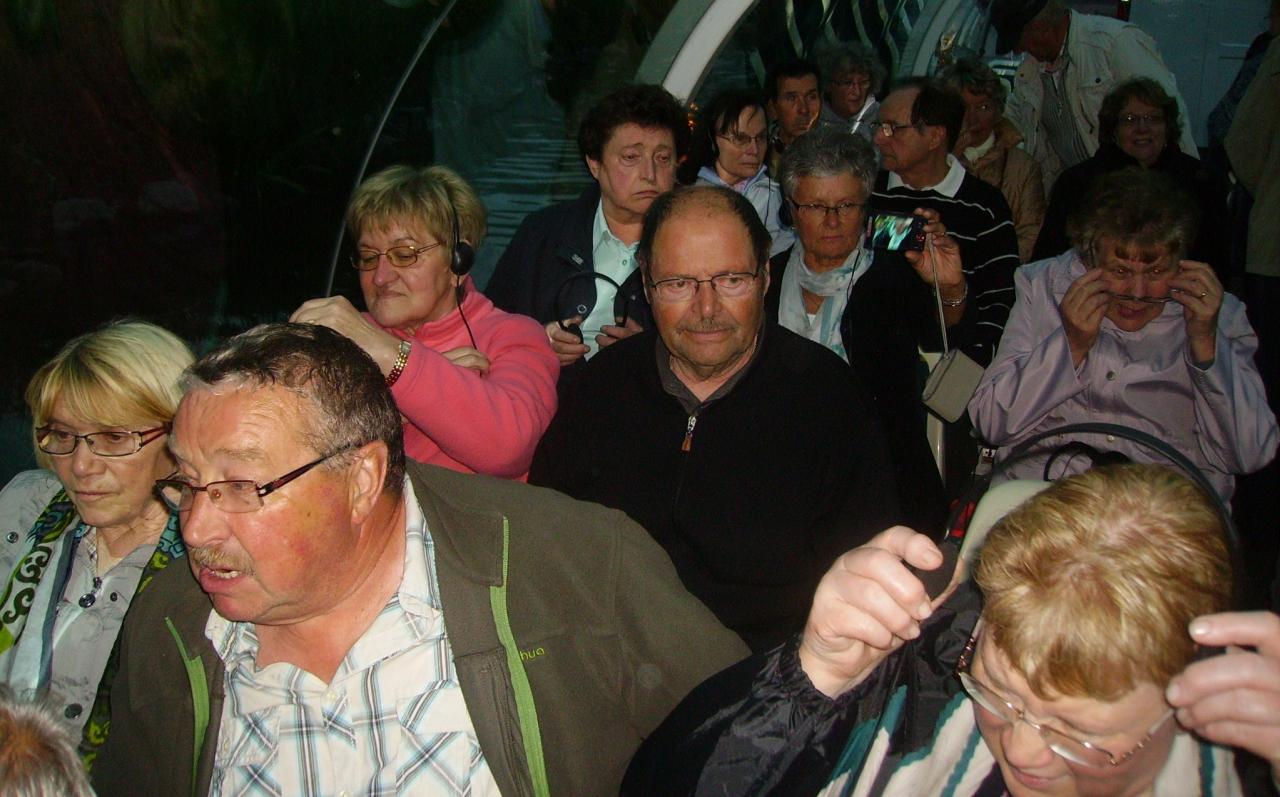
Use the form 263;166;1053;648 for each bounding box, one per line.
681;414;697;452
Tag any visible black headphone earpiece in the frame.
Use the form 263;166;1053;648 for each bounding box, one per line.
778;195;793;228
448;194;474;277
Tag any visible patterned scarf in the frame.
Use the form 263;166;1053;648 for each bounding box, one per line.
0;489;81;656
777;244;873;362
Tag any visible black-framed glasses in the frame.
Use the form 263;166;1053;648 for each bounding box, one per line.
717;131;768;149
788;200;866;221
349;242;442;271
875;122;918;138
956;631;1173;769
36;426;168;457
154;447;356;514
648;271;760;302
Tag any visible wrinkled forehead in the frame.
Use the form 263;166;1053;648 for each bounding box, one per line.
172;382;313;463
1093;240;1178;276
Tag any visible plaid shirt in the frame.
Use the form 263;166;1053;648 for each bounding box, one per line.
206;483;497;797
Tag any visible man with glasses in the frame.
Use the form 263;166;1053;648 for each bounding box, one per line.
626;464;1280;795
872;77;1021;492
90;322;748;797
531;185;899;652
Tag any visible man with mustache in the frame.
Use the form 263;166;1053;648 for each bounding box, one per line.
530;185;900;652
88;322;748;797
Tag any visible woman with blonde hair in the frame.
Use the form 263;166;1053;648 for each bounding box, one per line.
0;320;192;741
292;164;558;480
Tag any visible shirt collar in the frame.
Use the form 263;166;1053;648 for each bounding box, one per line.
592;199;637;254
887;154;966;197
654;325;765;415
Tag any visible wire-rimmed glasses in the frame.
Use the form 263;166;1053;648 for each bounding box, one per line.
36;426;168;457
154;447;356;514
350;242;442;271
957;631;1174;768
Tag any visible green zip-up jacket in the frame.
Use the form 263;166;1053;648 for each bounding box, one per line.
91;463;749;796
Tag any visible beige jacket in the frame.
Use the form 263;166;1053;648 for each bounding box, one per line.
962;118;1046;263
1226;41;1280;278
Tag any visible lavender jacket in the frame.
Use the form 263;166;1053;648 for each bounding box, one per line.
968;251;1277;500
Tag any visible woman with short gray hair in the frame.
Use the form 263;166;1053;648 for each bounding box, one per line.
815;42;886;140
766;126;951;532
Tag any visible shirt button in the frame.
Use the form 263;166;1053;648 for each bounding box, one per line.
1106;435;1116;443
326;691;338;702
1106;370;1116;381
110;592;120;601
5;532;17;543
64;704;82;719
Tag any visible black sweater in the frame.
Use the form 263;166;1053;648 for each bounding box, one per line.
530;325;901;651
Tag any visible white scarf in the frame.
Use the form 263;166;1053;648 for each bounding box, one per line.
777;244;872;362
962;133;996;165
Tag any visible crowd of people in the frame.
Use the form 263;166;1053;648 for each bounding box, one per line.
2;0;1279;794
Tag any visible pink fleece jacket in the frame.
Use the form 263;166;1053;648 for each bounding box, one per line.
385;279;558;480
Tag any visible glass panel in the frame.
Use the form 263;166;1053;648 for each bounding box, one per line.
0;0;682;483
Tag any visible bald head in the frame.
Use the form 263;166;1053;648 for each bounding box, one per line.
637;184;771;281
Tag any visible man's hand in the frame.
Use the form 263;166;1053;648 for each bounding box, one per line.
1166;612;1280;782
903;208;965;299
1169;260;1223;366
290;297;402;373
798;527;948;699
597;316;644;350
545;317;590;367
1059;268;1110;368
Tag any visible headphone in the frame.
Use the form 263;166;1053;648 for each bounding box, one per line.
447;192;474;277
778;195;794;227
941;422;1241;600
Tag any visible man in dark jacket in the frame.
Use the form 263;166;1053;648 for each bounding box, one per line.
90;322;747;797
485;84;688;383
531;185;900;652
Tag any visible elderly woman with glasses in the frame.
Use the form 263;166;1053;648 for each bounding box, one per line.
938;56;1046;263
0;320;192;741
1033;78;1229;273
969;167;1276;503
814;42;886;141
681;89;793;255
291;165;557;481
625;464;1280;795
763;126;960;532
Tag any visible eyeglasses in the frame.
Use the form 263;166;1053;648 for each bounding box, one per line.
154;447;356;514
350;242;442;271
648;271;761;302
717;131;768;149
1118;113;1165;127
789;200;866;220
36;426;168;457
833;76;872;90
957;632;1173;769
875;122;918;138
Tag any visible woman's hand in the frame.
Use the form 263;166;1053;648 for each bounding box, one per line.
290;297;403;374
442;346;491;375
1168;260;1223;366
544;317;590;367
1058;268;1110;368
597;317;644;350
799;527;950;699
1166;611;1280;781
